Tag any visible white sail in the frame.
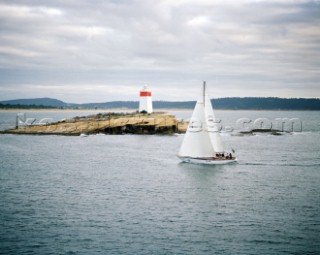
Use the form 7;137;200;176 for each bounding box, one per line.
178;82;224;158
178;84;215;158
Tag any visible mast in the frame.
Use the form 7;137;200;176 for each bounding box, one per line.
203;81;206;106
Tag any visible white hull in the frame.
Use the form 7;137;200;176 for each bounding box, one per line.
178;156;237;165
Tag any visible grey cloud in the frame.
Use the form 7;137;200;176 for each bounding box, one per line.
0;0;319;102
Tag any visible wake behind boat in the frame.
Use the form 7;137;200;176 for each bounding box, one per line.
178;82;237;165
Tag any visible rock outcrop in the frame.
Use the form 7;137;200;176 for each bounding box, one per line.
1;112;188;136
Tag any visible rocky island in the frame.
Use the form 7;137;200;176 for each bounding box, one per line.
1;112;188;136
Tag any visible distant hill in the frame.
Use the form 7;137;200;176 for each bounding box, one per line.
81;101;138;109
0;97;69;107
0;97;319;110
155;98;320;110
212;97;320;110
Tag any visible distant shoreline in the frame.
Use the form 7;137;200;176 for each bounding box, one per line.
0;108;137;112
0;108;319;112
1;97;320;111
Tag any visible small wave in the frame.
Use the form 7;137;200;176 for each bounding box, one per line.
291;131;320;135
239;162;268;166
220;132;232;137
240;162;320;167
248;239;291;245
95;133;106;136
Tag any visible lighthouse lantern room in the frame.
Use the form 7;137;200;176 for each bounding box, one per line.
139;85;153;113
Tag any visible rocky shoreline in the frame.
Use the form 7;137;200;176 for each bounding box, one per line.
0;112;188;136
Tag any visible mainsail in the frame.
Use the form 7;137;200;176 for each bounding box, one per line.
178;82;224;158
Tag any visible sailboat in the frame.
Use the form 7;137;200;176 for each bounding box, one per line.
178;82;237;165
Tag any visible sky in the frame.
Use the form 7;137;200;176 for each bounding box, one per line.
0;0;319;103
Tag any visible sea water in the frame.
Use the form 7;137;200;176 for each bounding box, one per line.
0;110;320;255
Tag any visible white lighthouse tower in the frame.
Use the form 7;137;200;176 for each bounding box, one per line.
139;85;153;113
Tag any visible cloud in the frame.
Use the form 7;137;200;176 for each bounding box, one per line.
0;0;319;102
0;4;63;18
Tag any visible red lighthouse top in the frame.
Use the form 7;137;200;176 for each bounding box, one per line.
140;85;152;97
140;91;152;97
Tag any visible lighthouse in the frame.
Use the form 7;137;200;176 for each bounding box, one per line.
139;85;153;113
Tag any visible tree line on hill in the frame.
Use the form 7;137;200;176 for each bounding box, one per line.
0;103;58;109
0;97;319;110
